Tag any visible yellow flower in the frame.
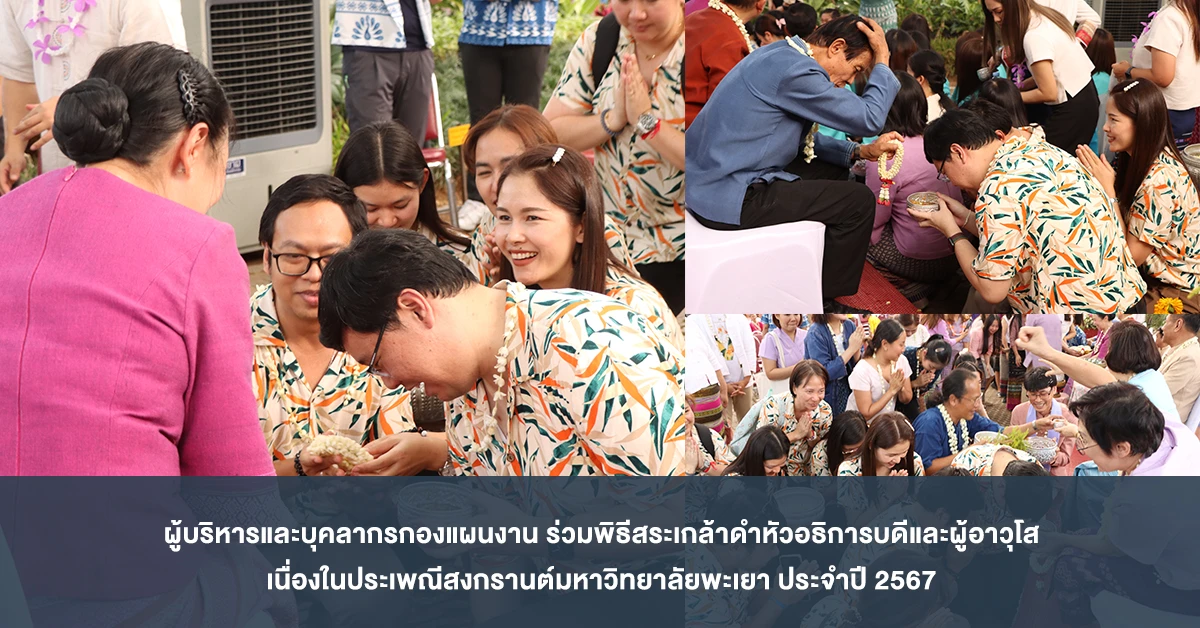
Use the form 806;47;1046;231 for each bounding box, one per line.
1154;298;1185;314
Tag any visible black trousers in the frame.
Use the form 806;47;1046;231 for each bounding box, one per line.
690;158;875;300
636;260;685;315
460;43;551;201
1027;80;1099;153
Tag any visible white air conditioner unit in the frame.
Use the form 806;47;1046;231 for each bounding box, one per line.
182;0;333;252
1086;0;1167;55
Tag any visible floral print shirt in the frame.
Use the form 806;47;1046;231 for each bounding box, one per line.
753;395;833;476
686;543;753;628
973;132;1144;313
250;285;415;462
469;211;639;286
417;223;486;282
950;444;1037;476
836;453;925;519
554;21;686;264
1127;150;1200;291
446;282;687;476
606;267;681;349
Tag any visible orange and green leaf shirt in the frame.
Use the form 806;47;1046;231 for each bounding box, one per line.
446;282;687;476
1127;150;1200;291
251;285;415;462
753;394;833;476
973;133;1145;313
554;21;686;265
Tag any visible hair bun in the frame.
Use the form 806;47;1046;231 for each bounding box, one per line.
53;78;131;165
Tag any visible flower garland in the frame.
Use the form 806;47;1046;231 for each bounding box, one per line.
785;37;818;163
478;292;522;472
876;144;903;205
25;0;94;65
1132;11;1157;47
708;0;756;54
939;404;963;456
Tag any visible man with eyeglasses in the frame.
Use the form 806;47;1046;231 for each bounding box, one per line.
253;174;424;477
318;228;688;476
914;368;1054;474
906;109;1144;314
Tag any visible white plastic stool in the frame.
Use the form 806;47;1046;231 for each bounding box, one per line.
685;212;825;313
1091;590;1197;627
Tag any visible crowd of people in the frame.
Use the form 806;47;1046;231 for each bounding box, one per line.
686;312;1200;479
0;1;690;479
686;0;1200;313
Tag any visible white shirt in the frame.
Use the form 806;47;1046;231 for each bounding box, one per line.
905;324;931;348
684;330;726;394
332;0;434;50
1023;15;1095;104
926;94;945;122
1132;3;1200;110
0;0;183;170
1036;0;1100;30
845;357;912;415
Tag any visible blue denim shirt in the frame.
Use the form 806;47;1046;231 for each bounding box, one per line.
805;320;858;415
685;37;901;226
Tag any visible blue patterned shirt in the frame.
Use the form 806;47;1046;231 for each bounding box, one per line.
459;0;557;46
333;0;434;50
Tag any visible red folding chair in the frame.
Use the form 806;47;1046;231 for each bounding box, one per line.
423;74;458;228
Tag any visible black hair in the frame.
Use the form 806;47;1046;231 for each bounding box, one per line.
964;98;1017;137
788;359;830;395
1069;382;1165;457
900;13;934;43
825;410;868;476
55;42;233;167
724;426;791;476
783;2;818;39
941;368;979;404
1174;314;1200;334
318;229;477;351
954;31;987;105
915;475;985;520
885;29;918;74
953;352;982;372
820;8;840;19
977;78;1029;127
934;466;973;476
810;15;874;63
920;338;954;368
334;121;470;247
1004;461;1049;477
258;174;369;247
908;30;931;51
883;72;928;138
923;109;1001;164
1105;320;1161;375
909;49;956;115
1086;28;1117;76
865;319;905;358
1023;366;1057;393
980;314;1004;357
752;10;790;43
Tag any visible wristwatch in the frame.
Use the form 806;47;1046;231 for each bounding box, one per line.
948;231;969;247
1125;67;1133;80
636;112;659;138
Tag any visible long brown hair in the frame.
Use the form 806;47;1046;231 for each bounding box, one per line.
494;145;633;293
1109;79;1200;214
954;31;987;103
335;121;470;247
981;0;1075;67
860;412;916;476
461;104;557;174
1177;0;1200;58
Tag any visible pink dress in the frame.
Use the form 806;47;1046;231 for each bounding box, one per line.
0;168;273;476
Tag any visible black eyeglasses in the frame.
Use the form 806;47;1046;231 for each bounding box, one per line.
936;160;951;183
270;252;337;277
365;327;386;376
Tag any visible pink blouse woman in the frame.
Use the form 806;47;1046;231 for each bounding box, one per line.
0;44;272;476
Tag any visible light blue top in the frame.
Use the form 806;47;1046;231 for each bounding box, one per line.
686;37;900;225
1128;369;1182;424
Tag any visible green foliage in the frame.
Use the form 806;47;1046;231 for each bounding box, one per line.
825;0;984;39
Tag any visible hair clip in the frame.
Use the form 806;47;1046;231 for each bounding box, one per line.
1123;80;1140;92
776;18;785;29
551;146;565;165
177;69;199;125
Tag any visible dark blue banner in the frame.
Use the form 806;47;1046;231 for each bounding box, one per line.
1;477;1197;627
